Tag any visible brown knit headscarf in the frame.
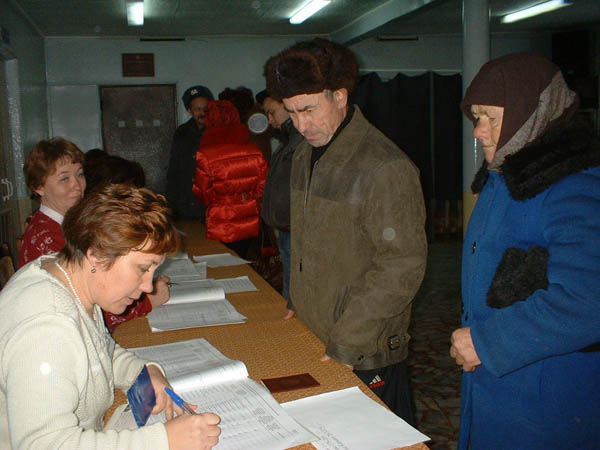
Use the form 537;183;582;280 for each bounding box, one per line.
461;52;578;170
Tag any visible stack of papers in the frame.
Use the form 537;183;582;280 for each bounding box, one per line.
106;338;315;450
148;256;256;332
156;257;206;281
193;253;251;268
282;387;430;450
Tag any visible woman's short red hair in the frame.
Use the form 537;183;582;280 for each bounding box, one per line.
23;138;84;200
61;184;178;268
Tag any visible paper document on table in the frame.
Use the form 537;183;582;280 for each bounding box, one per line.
282;387;430;450
170;249;190;259
168;279;225;304
193;253;251;267
194;261;207;279
156;256;206;281
131;338;249;387
168;277;256;301
106;338;315;450
147;300;246;332
214;276;257;293
149;258;246;331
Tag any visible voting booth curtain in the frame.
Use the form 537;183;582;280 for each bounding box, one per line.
352;72;463;239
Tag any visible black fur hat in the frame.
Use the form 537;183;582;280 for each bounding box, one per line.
264;38;359;101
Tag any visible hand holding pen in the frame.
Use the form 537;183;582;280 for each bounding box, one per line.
165;386;197;415
163;387;221;450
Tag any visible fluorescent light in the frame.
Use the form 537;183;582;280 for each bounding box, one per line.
289;0;331;25
126;0;144;26
501;0;571;24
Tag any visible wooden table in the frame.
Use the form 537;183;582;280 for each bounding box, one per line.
110;220;429;450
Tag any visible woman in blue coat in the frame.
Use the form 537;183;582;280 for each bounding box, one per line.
450;52;600;449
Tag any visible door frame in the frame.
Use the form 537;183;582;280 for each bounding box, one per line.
0;56;29;263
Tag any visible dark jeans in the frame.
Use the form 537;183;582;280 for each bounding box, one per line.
354;360;417;426
278;231;291;301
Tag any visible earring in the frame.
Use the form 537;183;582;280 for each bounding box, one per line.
91;266;96;274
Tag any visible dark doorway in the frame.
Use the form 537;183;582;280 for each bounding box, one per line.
100;85;177;194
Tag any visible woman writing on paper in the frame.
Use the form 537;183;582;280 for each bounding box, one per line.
0;184;220;449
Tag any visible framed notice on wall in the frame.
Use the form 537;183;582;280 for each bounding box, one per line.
122;53;155;77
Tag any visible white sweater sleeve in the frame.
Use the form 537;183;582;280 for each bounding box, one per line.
1;314;169;450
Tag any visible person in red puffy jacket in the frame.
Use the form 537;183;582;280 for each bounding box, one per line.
193;100;268;257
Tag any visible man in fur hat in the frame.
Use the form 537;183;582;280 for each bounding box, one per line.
166;85;214;220
264;38;427;423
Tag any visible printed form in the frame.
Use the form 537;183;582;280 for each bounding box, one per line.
107;338;315;450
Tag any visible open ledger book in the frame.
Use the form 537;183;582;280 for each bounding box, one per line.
148;258;248;331
106;338;315;450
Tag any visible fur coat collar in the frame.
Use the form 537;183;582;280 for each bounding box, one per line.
471;117;600;200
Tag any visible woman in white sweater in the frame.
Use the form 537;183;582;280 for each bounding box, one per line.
0;184;220;450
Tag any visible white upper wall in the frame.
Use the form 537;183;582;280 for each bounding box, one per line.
45;36;301;126
43;32;553;150
350;33;552;76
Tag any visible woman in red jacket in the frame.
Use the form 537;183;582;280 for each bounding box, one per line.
193;100;268;256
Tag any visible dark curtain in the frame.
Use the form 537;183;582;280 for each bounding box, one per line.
433;73;463;202
352;72;432;200
351;71;463;238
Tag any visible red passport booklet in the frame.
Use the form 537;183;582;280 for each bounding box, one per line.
261;373;320;393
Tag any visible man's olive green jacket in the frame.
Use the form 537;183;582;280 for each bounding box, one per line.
290;106;427;370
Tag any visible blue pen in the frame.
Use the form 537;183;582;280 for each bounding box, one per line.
165;387;197;415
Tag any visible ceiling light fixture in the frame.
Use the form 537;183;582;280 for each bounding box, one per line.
289;0;332;25
126;0;144;26
501;0;571;24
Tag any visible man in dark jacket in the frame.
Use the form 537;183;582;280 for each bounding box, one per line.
264;38;427;423
256;90;304;318
166;85;214;220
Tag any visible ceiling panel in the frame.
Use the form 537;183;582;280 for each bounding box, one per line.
10;0;600;42
372;0;600;37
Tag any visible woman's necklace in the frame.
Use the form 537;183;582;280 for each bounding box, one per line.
55;260;96;321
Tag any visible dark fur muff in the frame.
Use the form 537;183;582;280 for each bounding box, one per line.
487;246;549;309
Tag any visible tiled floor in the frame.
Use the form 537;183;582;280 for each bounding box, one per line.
407;237;463;450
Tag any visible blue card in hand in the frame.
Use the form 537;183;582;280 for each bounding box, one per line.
127;366;156;427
